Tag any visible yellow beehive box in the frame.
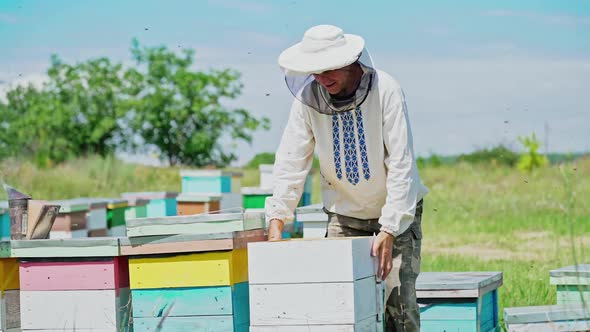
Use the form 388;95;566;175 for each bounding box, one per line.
129;248;248;289
0;258;19;291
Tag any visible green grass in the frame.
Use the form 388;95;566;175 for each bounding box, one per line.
1;155;589;323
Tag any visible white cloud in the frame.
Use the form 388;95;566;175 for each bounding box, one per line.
0;73;48;102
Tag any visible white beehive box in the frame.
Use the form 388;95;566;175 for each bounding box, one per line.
248;237;383;330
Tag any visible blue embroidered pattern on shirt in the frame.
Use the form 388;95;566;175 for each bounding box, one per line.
355;106;371;180
341;111;360;185
331;114;343;180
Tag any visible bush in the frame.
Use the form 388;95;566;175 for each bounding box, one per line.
458;145;520;167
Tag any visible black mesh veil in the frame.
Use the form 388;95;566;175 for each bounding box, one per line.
283;49;375;115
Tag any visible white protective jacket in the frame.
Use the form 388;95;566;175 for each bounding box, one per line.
265;70;428;237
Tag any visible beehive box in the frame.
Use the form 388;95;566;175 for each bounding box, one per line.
248;237;383;330
241;187;273;209
0;202;10;241
180;169;233;194
122;192;178;217
295;203;328;238
124;197;149;220
176;193;222;215
504;303;590;331
13;238;131;331
101;198;128;237
50;199;90;238
127;230;263;331
417;272;503;332
550;264;590;305
0;244;20;332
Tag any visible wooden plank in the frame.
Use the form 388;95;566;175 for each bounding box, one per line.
20;288;131;330
66;197;108;209
416;272;503;298
126;213;263;238
250;315;382;331
249;276;378;326
49;229;88;239
508;320;590;332
19;257;128;291
248;237;376;284
122;191;178;200
295;203;325;215
11;237;120;258
417;272;503;291
550;276;590;286
132;282;248;320
0;290;20;330
129;249;248;289
504;303;590;324
0;258;19;291
50;199;90;213
550;264;590;279
120;229;265;256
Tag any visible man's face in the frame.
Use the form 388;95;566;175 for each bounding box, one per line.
313;66;355;96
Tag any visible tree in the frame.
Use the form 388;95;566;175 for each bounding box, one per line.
125;39;269;167
1;84;75;167
46;55;127;157
517;133;548;173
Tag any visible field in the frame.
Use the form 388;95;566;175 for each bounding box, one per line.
1;155;589;325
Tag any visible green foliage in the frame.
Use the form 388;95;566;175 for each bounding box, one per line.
0;55;127;167
46;55;128;157
245;152;320;170
245;152;275;169
0;40;269;168
124;39;270;167
1;84;75;167
458;145;520;167
517;133;549;173
417;153;444;169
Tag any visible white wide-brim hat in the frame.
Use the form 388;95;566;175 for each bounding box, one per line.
278;25;365;75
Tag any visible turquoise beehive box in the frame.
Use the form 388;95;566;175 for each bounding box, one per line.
550;264;590;305
121;192;178;218
417;272;502;332
0;201;9;241
180;170;233;194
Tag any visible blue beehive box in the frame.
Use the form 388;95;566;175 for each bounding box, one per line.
504;303;590;331
180;170;233;194
0;201;9;240
121;192;178;218
550;264;590;305
417;272;502;332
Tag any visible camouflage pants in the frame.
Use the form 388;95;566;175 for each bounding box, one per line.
324;201;423;332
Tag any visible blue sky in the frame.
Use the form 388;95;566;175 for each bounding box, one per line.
1;0;589;165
